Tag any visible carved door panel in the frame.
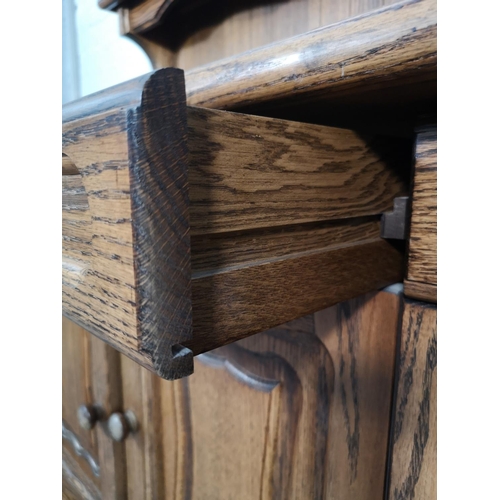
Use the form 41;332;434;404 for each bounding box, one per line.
62;318;127;499
155;289;401;500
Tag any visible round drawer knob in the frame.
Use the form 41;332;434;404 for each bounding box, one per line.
107;410;138;442
77;404;98;431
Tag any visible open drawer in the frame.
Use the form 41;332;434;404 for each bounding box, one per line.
63;68;409;379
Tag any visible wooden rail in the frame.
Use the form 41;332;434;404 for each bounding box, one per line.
183;0;436;120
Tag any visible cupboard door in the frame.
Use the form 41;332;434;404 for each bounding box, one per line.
154;290;400;499
405;127;437;303
63;290;402;499
62;317;101;496
90;334;128;499
62;318;128;499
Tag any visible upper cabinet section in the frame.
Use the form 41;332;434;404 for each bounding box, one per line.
63;68;410;380
100;0;437;133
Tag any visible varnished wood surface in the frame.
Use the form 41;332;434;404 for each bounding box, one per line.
152;290;400;499
173;0;437;131
405;126;437;302
62;290;401;499
113;0;437;132
404;280;436;303
63;447;101;500
315;291;401;499
62;319;100;486
387;299;437;500
90;335;128;499
186;106;409;234
189;238;403;353
63;317;167;500
63;68;194;380
62;319;131;499
185;105;408;351
120;354;166;499
63;69;409;377
116;0;415;76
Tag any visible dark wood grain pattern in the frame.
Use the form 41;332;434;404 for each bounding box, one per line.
62;318;101;487
62;319;131;499
119;353;167;499
176;0;436;123
387;299;437;500
185;105;408;352
89;334;128;499
189;238;403;354
62;291;401;499
63;69;409;377
186;106;409;234
405;127;437;302
172;315;335;499
62;68;194;380
404;280;436;303
112;0;436;133
62;317;169;500
315;290;401;499
147;290;400;499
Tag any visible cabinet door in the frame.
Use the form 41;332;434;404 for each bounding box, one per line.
62;317;127;499
64;290;401;499
62;317;101;498
151;290;401;500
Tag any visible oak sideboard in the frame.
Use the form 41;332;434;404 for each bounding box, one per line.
62;1;437;498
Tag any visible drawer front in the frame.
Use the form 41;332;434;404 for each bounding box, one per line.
63;70;192;379
405;127;437;302
63;68;410;379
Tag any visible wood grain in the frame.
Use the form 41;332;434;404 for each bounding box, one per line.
63;447;102;500
63;69;409;377
62;318;168;500
176;0;436;121
185;106;408;352
112;0;436;133
89;335;129;499
62;319;131;499
315;290;401;499
62;318;100;486
152;290;400;499
186;106;409;235
62;290;401;499
116;0;428;79
387;299;437;500
120;353;166;500
189;238;403;354
62;68;194;380
405;126;437;302
167;315;335;499
404;281;436;303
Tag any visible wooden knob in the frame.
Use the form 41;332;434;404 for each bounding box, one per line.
77;404;98;431
107;410;138;442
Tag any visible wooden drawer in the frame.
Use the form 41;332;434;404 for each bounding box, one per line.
63;68;410;379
